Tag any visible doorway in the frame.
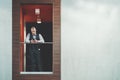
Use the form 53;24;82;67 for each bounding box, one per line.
20;4;53;73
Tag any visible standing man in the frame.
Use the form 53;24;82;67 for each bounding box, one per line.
25;26;44;71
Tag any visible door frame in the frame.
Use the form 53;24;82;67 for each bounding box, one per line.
12;0;61;80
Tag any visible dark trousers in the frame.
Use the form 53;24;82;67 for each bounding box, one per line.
29;44;42;71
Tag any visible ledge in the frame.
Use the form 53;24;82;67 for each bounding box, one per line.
20;72;53;74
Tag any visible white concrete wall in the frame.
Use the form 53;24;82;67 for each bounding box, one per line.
0;0;12;80
1;0;120;80
61;0;120;80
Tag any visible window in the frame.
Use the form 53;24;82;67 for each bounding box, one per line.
13;0;60;79
20;4;53;74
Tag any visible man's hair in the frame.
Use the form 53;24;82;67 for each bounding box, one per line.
30;26;38;34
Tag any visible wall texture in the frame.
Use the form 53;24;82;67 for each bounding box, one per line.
0;0;12;80
61;0;120;80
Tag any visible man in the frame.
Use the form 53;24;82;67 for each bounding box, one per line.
25;26;44;71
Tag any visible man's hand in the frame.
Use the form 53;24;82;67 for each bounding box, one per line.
34;40;38;43
30;40;34;43
30;39;38;43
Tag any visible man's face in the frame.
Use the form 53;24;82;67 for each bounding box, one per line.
31;27;36;35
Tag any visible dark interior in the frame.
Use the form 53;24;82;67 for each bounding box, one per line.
26;22;53;72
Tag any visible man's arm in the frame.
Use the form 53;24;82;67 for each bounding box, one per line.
25;33;30;43
37;34;45;43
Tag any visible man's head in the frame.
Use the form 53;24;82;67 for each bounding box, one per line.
31;26;37;35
